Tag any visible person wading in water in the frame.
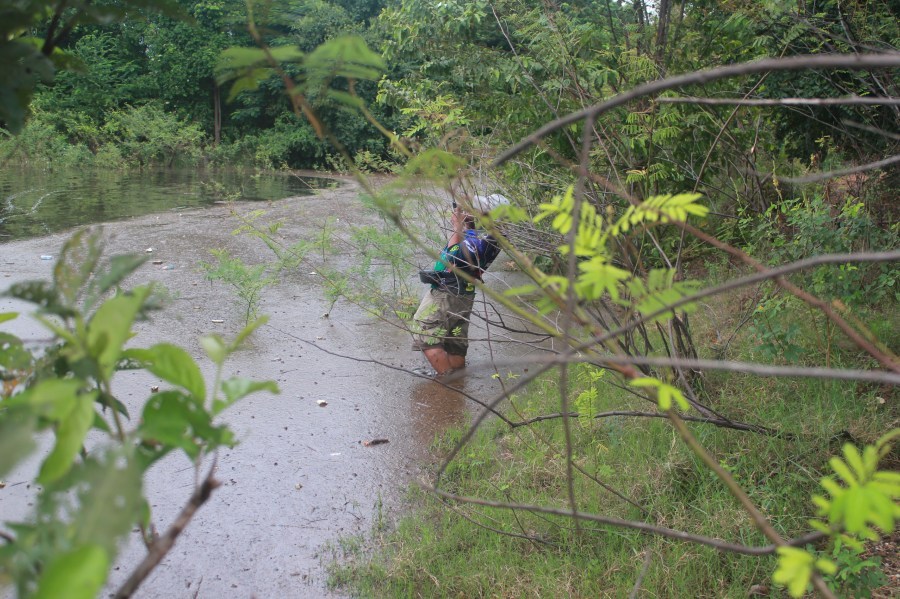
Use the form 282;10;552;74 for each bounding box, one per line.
411;194;508;377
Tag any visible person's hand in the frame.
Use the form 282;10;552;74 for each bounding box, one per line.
450;205;465;230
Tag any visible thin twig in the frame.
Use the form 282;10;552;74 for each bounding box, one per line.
629;548;654;599
114;464;221;599
429;484;826;556
494;53;900;165
464;354;900;386
512;410;783;436
772;154;900;184
658;95;900;106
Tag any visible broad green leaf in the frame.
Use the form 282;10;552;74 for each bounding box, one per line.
326;89;365;108
0;331;33;373
69;452;144;555
229;315;268;352
139;391;234;457
139;391;209;458
6;378;83;419
0;311;17;323
0;408;37;477
0;41;55;134
86;287;151;379
201;334;227;366
401;149;466;181
3;280;72;317
84;253;148;312
217;46;303;74
33;545;109;599
39;391;97;484
216;378;279;415
306;36;384;82
54;229;103;307
132;343;206;402
222;69;270;101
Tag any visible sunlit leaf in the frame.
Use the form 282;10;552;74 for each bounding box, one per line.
0;408;37;478
84;253;148;312
33;544;109;599
130;343;206;402
215;377;279;415
38;391;97;484
773;546;814;597
229;315;268;352
86;287;151;379
54;229;103;307
200;334;227;366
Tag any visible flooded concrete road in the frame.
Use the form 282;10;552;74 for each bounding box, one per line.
0;177;533;598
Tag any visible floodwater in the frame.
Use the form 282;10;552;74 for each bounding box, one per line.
0;172;534;598
0;166;337;242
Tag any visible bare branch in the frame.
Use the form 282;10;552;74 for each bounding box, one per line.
512;410;783;436
114;465;221;599
658;95;900;106
774;154;900;184
468;354;900;386
841;119;900;141
428;485;826;556
494;53;900;165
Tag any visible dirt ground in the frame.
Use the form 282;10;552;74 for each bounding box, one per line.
0;176;534;598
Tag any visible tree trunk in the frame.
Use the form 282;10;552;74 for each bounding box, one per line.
655;0;671;67
213;82;221;146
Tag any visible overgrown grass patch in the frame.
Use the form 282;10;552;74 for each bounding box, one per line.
329;285;897;597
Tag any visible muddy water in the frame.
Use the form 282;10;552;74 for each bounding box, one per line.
0;166;337;242
0;176;532;598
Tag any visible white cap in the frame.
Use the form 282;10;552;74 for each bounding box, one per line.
471;193;511;213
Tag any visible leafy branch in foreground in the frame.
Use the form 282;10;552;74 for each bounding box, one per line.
774;429;899;597
0;229;278;599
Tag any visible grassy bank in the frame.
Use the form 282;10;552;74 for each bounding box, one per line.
327;262;897;598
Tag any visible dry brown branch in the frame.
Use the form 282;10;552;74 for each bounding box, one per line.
114;465;221;599
496;355;900;385
658;95;900;106
511;410;783;436
494;53;900;165
427;483;827;556
574;250;900;359
773;153;900;183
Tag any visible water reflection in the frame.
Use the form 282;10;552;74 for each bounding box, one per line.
409;378;468;448
0;167;338;242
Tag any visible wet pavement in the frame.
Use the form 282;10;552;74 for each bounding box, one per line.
0;177;533;598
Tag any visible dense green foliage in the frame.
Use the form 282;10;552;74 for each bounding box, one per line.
0;230;277;597
1;0;395;169
2;0;898;596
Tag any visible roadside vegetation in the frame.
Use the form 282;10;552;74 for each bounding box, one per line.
1;0;897;597
328;250;897;598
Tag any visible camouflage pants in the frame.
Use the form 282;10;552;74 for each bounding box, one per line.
410;288;475;357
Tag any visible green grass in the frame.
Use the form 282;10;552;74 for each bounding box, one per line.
328;272;898;598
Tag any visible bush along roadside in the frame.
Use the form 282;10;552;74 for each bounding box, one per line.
326;269;898;598
0;229;278;598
